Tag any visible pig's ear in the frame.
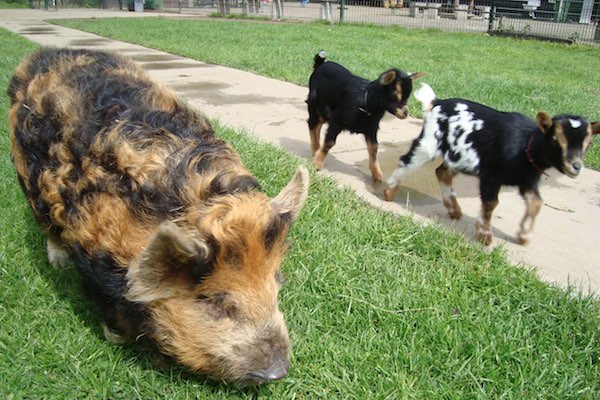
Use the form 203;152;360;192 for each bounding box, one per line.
270;165;310;224
126;221;215;303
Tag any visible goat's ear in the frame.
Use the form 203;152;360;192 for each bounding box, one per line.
126;221;215;303
536;112;554;134
591;122;600;135
409;72;426;80
379;70;397;86
270;165;310;224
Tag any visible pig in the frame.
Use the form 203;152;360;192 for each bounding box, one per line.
7;48;309;384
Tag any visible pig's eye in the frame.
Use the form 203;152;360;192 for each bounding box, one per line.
196;293;239;320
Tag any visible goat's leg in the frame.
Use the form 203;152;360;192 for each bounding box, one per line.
366;137;383;183
308;117;325;155
313;126;341;170
517;188;543;245
384;135;435;201
307;103;325;155
475;182;500;245
475;199;499;245
435;163;462;219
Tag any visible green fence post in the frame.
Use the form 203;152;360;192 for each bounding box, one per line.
556;0;570;22
488;0;495;32
340;0;345;23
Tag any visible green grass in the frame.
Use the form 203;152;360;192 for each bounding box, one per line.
0;0;30;8
52;17;600;168
1;25;599;399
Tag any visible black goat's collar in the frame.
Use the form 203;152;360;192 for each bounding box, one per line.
525;130;549;177
358;89;370;115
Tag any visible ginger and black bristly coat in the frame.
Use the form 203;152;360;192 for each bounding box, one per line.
8;48;309;384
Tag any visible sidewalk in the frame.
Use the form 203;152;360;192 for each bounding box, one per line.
1;9;598;294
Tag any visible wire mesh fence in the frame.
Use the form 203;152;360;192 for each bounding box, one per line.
27;0;600;44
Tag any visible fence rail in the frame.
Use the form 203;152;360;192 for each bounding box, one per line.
30;0;600;44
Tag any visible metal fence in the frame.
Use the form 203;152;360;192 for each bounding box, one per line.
30;0;600;44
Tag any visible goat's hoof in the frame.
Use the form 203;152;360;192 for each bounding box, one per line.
370;170;383;184
517;232;530;245
443;200;462;220
447;209;463;220
312;154;325;170
476;230;493;246
383;187;395;201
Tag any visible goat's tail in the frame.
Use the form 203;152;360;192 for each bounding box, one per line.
313;50;327;70
414;83;437;113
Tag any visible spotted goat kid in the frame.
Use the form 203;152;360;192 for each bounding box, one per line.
384;83;599;246
8;48;310;384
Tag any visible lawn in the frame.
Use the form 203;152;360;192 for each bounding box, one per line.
0;22;598;399
0;0;29;8
54;17;600;169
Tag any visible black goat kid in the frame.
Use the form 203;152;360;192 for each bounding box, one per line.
384;83;600;245
307;51;423;182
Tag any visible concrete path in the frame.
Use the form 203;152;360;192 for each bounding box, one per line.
1;9;598;294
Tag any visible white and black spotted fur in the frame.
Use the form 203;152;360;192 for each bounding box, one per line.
384;83;599;245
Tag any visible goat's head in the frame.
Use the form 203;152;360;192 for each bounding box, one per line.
378;69;425;119
537;112;600;178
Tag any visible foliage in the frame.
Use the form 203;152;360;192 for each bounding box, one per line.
0;0;29;8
